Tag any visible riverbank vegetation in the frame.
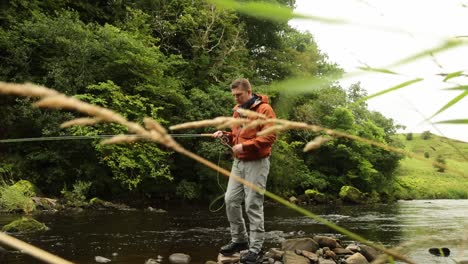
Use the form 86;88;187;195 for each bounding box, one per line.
0;0;466;208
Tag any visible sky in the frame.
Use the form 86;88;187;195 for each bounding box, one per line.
289;0;468;142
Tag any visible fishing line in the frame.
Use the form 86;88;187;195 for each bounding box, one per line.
0;134;213;143
209;135;233;213
0;133;233;212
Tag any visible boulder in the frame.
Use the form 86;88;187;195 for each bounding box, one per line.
289;196;298;204
304;189;326;203
339;186;365;204
89;198;131;210
318;258;336;264
296;250;318;263
313;236;341;249
2;217;48;233
282;251;309;264
282;238;320;252
358;245;380;261
345;253;369;264
345;244;360;253
32;197;58;210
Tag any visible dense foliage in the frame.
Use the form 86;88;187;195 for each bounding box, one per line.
0;0;402;202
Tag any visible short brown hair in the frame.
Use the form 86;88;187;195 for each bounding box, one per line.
230;78;251;91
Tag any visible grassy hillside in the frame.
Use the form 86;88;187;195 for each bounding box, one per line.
393;133;468;199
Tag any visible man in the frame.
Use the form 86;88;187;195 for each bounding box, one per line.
213;78;276;264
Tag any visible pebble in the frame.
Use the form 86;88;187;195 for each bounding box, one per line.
169;253;191;264
95;256;111;263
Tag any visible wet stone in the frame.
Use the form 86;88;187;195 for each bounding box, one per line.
95;256;111;263
344;253;369;264
169;253;191;264
332;248;354;255
218;253;240;264
281;238;320;252
282;251;309;264
145;259;159;264
169;253;192;264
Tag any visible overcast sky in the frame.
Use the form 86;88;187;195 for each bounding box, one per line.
289;0;468;142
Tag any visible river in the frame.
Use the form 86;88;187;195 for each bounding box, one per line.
0;199;467;264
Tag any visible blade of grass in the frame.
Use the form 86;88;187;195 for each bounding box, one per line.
389;39;464;68
443;70;464;82
354;78;423;104
435;119;468;124
358;66;398;75
430;89;468;119
443;85;468;91
207;0;345;23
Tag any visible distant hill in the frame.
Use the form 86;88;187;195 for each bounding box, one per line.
396;133;468;162
393;133;468;199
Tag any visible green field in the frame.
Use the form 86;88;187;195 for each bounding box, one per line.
393;133;468;199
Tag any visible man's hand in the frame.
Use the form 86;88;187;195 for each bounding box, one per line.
232;144;244;155
212;130;224;138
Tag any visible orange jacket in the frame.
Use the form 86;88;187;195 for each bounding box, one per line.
227;94;276;161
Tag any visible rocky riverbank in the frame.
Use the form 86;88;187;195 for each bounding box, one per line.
211;236;381;264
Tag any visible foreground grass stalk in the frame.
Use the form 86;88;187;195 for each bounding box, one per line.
0;232;74;264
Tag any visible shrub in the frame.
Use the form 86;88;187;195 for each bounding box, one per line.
406;133;413;140
433;155;446;173
421;130;432;140
61;181;92;207
0;183;36;214
176;180;200;200
424;152;430;158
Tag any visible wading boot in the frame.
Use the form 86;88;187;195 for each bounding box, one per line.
240;250;263;264
219;242;249;256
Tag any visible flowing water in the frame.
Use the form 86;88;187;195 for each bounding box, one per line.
0;199;467;264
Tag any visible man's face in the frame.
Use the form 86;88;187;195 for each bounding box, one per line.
231;87;252;105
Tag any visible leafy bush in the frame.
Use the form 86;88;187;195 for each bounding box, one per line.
433;155;446;173
424;152;430;158
421;130;432;140
61;181;92;207
269;140;326;197
406;133;413;140
176;180;201;200
0;183;35;214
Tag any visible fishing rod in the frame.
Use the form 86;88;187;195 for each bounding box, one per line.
0;134;214;143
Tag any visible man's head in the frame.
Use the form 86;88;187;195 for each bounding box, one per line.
230;78;253;105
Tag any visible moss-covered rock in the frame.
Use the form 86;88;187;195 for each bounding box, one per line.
304;189;326;203
10;180;41;197
89;197;106;206
339;186;365;204
89;197;131;210
2;217;48;233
